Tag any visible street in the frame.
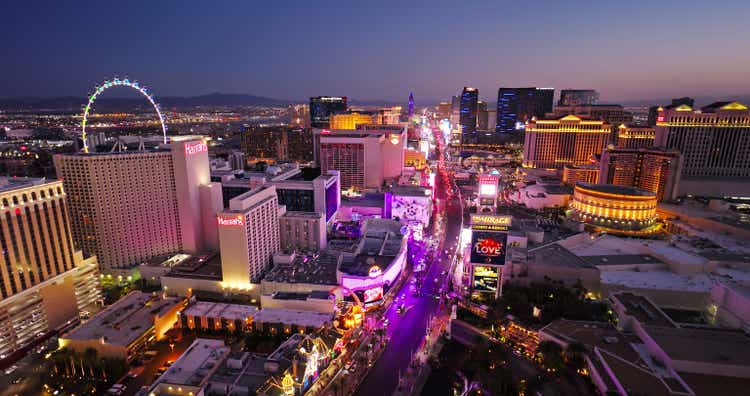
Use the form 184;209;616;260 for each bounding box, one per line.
355;131;462;396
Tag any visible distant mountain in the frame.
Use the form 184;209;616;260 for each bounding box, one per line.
617;95;750;107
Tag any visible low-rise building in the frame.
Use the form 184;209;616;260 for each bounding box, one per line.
252;308;333;334
59;291;185;361
179;301;258;333
148;338;231;396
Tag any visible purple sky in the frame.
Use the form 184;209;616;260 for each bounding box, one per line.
2;0;749;103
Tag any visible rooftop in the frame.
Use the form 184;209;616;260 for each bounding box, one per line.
582;254;665;267
252;308;332;328
164;253;223;280
63;292;183;346
611;292;675;328
181;301;258;321
151;339;229;390
601;270;712;292
0;176;49;193
645;325;750;366
576;182;656;197
263;251;340;285
527;243;596;269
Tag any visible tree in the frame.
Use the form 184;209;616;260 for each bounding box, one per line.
537;341;565;373
565;341;588;371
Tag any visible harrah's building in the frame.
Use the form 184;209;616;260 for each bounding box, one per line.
55;137;223;272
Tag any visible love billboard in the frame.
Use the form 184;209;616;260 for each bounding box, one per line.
469;231;507;265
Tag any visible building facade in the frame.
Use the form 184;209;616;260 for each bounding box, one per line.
309;96;347;128
523;115;610;169
569;183;658;234
599;147;683;201
496;87;554;133
558;89;599;106
655;101;750;196
330;112;374;130
616;125;655;149
459;87;479;144
54;138;221;270
0;178;100;363
218;185;284;287
279;211;327;252
562;164;600;186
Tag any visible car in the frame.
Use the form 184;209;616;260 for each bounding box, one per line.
11;377;23;384
4;365;18;375
128;366;145;378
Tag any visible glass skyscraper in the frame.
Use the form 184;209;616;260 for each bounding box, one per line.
309;96;348;128
496;87;554;133
460;87;479;144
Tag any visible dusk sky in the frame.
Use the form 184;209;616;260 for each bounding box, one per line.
3;0;750;103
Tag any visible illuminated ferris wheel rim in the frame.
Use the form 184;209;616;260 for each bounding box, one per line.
81;77;167;153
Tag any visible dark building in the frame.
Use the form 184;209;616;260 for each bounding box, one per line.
647;97;694;126
460;87;479;144
285;128;314;162
241;127;282;159
310;96;348;128
496;87;554;133
559;89;599;106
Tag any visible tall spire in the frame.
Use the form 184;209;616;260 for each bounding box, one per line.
408;92;415;118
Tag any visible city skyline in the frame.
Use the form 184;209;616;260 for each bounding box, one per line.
3;1;750;103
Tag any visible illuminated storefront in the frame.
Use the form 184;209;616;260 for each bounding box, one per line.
569;182;659;235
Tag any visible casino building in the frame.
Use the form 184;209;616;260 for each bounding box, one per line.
568;183;659;235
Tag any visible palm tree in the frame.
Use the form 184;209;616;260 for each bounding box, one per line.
565;341;588;370
537;340;564;372
84;347;98;377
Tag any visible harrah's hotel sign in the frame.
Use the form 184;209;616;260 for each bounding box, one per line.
184;141;208;155
217;215;244;226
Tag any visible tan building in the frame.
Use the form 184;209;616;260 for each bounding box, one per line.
0;178;101;362
218;185;284;288
599;147;683;202
562;164;599;185
54;137;222;271
616;124;655;149
279;211;327;252
59;291;184;361
523;115;610;169
655;101;750;196
329;112;374;130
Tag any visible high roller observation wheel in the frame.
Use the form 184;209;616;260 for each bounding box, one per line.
81;77;167;153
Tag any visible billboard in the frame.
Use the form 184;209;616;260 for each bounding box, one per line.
470;214;512;232
470;231;507;265
363;286;384;304
478;174;499;197
472;265;500;293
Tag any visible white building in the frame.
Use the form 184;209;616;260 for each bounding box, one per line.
279;211;327;252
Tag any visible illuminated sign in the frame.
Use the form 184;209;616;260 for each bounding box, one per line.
472;265;499;293
368;266;382;278
184;141;208;155
470;215;512;232
470;231;507;265
321;129;331;134
363;286;384;303
657;116;665;122
389;134;401;145
478;174;499;197
217;215;244;226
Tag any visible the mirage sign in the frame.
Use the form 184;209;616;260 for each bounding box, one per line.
469;231;507;265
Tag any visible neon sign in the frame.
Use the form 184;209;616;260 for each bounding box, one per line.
184;141;208;155
368;266;382;278
217;215;244;226
364;286;384;303
470;214;512;231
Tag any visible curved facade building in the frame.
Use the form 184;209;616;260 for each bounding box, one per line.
569;183;658;234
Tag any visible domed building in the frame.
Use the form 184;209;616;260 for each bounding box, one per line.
569;183;659;235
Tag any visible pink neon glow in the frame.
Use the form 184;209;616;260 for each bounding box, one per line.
185;141;208;155
341;245;406;291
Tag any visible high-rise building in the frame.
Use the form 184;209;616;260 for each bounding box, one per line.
549;104;633;142
316;126;406;191
647;97;694;126
477;100;489;130
309;96;348;128
330;112;374;130
460;87;479;144
288;104;310;128
450;95;461;126
218;185;283;286
655;101;750;196
558;89;599;106
562;164;600;186
599;147;683;202
437;102;451;120
375;107;402;125
408;92;415;118
241;127;283;160
523;115;610;169
496;87;554;133
285;128;314;163
0;178;100;362
616;125;655;149
54;138;222;270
